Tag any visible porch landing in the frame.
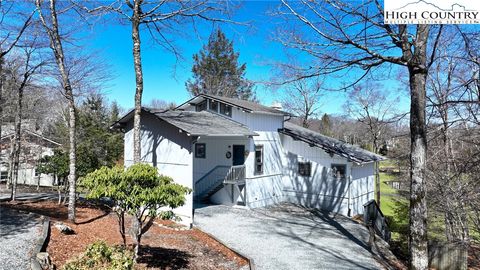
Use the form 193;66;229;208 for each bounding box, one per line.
194;203;383;270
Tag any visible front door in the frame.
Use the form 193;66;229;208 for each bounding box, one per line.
232;145;245;166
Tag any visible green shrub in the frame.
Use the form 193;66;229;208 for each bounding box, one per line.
63;241;134;270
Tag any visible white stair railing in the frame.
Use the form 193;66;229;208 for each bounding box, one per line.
194;166;230;200
223;165;246;184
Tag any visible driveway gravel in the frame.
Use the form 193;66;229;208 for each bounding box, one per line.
0;207;43;270
194;203;383;270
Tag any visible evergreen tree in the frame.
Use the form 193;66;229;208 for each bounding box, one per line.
319;113;332;137
186;29;254;100
43;93;124;178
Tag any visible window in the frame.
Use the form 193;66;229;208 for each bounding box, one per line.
34;169;40;177
209;99;219;112
0;171;7;181
195;143;206;158
220;103;232;117
254;145;263;174
331;164;347;180
195;100;207;112
298;162;311;177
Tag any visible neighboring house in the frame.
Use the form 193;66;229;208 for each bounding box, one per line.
114;94;385;226
0;125;61;187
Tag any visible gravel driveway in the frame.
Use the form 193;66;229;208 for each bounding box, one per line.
0;207;43;270
194;203;383;270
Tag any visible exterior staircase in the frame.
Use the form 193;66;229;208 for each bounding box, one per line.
194;165;246;204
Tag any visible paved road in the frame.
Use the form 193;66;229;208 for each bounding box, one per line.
0;192;60;202
194;204;383;270
0;207;43;270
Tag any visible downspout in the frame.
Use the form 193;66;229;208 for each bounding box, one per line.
347;164;352;217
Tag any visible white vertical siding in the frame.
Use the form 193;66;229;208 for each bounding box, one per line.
123;113;194;226
244;131;285;208
350;163;375;216
231;109;284;132
17;166;55;186
193;136;249;183
280;134;353;216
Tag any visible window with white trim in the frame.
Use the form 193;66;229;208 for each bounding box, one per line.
298;162;311;177
254;145;263;174
220;103;232;117
331;164;347;180
195;143;206;158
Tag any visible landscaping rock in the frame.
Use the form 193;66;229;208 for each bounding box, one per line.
54;222;74;235
36;252;55;269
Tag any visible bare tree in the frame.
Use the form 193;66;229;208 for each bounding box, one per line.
147;98;176;110
81;0;238;164
275;1;447;267
5;45;48;201
282;77;323;128
344;82;402;154
344;82;402;207
425;29;480;252
0;1;34;142
36;0;78;222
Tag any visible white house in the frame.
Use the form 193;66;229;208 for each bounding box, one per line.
114;94;385;226
0;127;61;187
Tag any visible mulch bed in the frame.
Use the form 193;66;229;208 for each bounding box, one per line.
0;200;248;270
470;245;480;270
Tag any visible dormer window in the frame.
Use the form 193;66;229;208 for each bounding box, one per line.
196;100;207;112
220;103;232;117
196;98;232;117
209;99;219;112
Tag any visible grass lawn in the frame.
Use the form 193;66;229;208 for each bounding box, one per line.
379;172;397;195
375;171;403;216
380;195;402;216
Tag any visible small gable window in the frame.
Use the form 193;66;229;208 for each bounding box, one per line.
220;103;232;117
209;99;219;112
331;164;347;180
195;143;206;158
196;100;207;112
298;162;311;177
254;145;263;174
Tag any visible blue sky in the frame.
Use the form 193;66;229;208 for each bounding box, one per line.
88;1;408;116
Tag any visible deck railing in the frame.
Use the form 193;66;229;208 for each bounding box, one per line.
223;165;246;184
363;199;391;242
194;166;230;200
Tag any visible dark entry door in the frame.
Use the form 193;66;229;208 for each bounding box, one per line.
232;145;245;166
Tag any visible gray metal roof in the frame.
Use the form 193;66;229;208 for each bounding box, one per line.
177;94;290;115
114;108;257;137
280;122;386;164
153;110;258;136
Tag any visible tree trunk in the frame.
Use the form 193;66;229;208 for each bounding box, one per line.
10;82;24;201
66;99;76;221
119;211;126;247
408;25;430;270
7;138;14;189
36;0;77;222
133;215;142;261
56;175;62;204
375;161;380;207
131;1;144;164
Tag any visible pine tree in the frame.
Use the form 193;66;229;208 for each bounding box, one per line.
186;29;254;100
319;113;332;137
